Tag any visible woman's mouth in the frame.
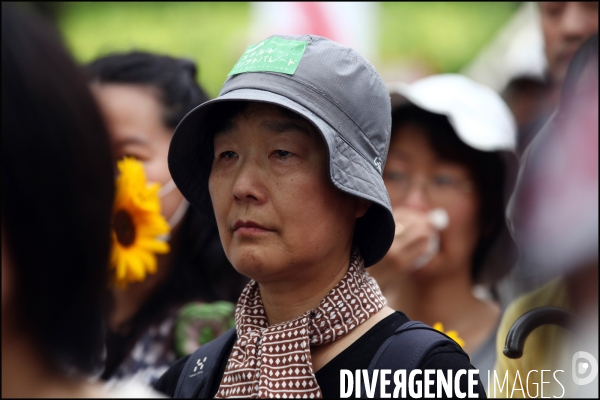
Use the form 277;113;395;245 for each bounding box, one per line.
233;220;272;235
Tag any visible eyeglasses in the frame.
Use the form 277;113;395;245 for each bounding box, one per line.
383;171;473;203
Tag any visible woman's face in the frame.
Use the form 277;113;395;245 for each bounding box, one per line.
91;83;185;225
209;103;368;283
384;123;481;277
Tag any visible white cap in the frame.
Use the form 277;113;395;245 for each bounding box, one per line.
387;74;520;284
387;74;517;153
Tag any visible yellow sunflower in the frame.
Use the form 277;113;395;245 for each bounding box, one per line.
433;322;465;348
110;157;170;288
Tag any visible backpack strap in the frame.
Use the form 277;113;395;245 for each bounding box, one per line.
361;320;463;397
173;328;237;398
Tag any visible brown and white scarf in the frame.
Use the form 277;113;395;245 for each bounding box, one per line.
215;248;387;398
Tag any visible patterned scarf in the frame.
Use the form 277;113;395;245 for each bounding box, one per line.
215;248;387;398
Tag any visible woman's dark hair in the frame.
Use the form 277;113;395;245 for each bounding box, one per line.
85;51;210;129
391;104;506;282
2;3;114;375
85;51;248;379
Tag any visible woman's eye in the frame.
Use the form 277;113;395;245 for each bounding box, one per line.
219;151;237;160
433;175;455;186
273;150;292;159
384;172;407;182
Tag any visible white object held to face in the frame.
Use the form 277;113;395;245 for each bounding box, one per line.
411;207;449;270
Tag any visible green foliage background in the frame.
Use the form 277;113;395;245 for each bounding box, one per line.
57;2;520;97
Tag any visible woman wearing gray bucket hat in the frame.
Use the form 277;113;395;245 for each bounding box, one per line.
155;36;484;398
369;74;519;390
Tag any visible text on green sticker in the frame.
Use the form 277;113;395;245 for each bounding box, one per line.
228;36;308;76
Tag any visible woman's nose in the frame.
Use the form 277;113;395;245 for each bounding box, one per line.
231;160;268;205
402;181;431;212
560;3;594;39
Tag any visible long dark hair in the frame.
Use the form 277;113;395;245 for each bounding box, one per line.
2;3;114;375
85;51;248;378
86;51;209;129
391;104;507;283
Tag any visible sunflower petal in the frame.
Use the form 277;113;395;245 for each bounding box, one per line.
116;252;128;282
138;238;170;254
138;250;158;275
432;322;465;348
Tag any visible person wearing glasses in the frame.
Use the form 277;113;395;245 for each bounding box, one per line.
369;74;518;390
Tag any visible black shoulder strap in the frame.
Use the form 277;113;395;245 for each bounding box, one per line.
173;328;237;398
371;320;462;369
361;320;462;397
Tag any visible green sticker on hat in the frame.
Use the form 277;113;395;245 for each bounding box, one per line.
228;37;308;76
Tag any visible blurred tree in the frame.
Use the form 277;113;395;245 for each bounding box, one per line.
56;2;521;97
379;2;521;73
57;2;250;97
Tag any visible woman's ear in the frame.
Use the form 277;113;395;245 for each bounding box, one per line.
355;198;372;219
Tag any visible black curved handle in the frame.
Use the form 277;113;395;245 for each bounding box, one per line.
503;306;574;359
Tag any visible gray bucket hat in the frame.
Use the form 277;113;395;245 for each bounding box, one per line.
168;34;394;267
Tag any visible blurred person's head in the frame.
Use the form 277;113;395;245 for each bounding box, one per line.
86;52;210;228
511;33;598;280
385;75;518;285
1;1;114;390
502;75;551;130
539;2;598;88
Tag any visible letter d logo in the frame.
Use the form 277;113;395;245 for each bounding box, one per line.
572;351;598;386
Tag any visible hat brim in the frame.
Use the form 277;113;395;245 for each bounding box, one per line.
168;88;395;267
